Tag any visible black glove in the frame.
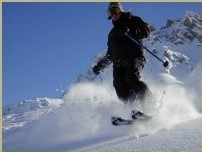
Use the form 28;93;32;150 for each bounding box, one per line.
92;65;100;75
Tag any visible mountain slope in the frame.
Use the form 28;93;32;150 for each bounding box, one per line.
3;98;64;131
79;116;201;151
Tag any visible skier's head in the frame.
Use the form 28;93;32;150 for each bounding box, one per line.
107;2;124;21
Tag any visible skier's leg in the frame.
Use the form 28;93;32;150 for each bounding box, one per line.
125;58;156;112
113;66;131;103
134;81;156;112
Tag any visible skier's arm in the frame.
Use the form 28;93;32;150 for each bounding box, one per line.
138;19;150;38
92;48;112;75
129;16;150;40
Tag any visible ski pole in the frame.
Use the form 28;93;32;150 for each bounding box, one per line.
124;32;169;68
98;74;104;82
80;73;103;82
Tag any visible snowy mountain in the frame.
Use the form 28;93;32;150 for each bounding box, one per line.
3;98;64;131
3;11;201;151
150;11;201;45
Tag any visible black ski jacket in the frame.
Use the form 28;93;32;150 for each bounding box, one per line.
95;12;150;72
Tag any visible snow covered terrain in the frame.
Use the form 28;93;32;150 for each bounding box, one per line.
3;11;201;151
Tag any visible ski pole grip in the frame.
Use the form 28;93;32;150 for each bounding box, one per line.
163;60;169;68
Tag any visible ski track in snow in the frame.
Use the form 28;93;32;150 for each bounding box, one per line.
79;117;201;152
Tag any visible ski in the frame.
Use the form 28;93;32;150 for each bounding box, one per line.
131;110;152;120
111;110;152;126
111;116;134;126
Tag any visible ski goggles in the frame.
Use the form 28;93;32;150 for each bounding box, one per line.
108;7;122;17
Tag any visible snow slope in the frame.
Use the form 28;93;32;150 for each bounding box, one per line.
79;117;201;151
3;11;201;151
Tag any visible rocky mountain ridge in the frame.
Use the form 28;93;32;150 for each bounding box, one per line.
149;11;201;45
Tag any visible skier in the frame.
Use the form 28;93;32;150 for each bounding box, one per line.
92;2;155;112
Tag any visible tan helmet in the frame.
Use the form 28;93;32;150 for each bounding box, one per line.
108;2;124;11
108;2;124;20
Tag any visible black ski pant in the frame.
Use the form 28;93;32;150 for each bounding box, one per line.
113;58;152;104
